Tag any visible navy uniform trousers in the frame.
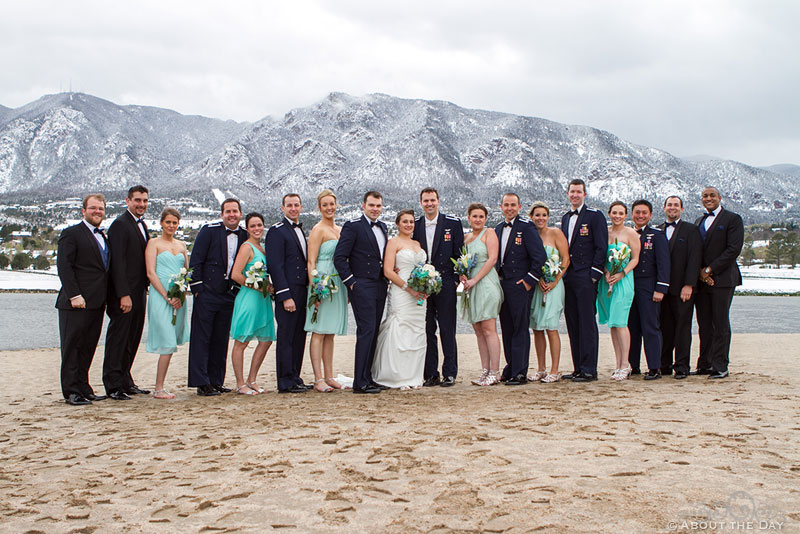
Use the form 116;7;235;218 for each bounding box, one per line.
498;280;534;380
188;289;235;387
350;279;388;389
424;277;458;380
563;274;599;377
275;284;308;391
628;284;663;372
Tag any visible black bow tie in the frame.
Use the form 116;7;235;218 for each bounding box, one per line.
292;222;302;229
702;211;715;217
503;221;513;228
370;221;380;228
136;218;145;225
226;228;236;235
570;209;580;216
93;227;105;237
636;228;644;235
665;221;677;227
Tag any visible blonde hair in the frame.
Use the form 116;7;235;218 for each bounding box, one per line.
317;188;337;208
528;201;550;217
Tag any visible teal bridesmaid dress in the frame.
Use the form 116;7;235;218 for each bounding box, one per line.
230;243;276;342
530;245;565;331
460;229;503;324
596;242;635;328
304;239;348;335
146;251;190;355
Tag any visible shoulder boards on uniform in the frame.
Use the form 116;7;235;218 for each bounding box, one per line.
651;227;663;232
348;218;361;223
586;208;599;212
271;222;284;228
518;216;531;223
207;222;222;227
445;215;460;221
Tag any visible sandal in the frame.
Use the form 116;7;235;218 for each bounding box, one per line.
541;373;561;383
314;379;333;393
236;385;258;395
471;369;489;386
325;377;343;390
527;371;547;382
246;381;264;393
484;371;500;386
153;389;175;399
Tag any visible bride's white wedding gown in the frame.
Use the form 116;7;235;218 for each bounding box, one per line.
371;248;427;388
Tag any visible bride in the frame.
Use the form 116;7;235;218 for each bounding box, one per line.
372;209;429;390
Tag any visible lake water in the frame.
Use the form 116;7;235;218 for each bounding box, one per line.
1;293;797;351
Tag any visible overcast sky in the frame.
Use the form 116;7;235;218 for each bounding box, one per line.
2;0;798;166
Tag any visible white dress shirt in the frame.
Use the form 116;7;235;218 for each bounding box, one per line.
128;209;147;241
424;215;437;255
703;206;721;232
293;224;307;259
368;217;386;257
226;230;238;277
666;219;680;241
500;217;515;264
83;219;106;251
567;204;584;243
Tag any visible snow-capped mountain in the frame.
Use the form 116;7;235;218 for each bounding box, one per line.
0;91;795;222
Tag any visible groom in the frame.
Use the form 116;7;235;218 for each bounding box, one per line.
334;191;389;394
412;187;464;387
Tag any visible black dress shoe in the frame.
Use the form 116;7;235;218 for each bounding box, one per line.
690;368;712;375
352;385;381;394
127;385;150;395
674;371;689;379
110;390;132;400
572;373;598;382
422;376;441;387
629;368;641;375
504;374;528;386
371;382;390;390
197;385;221;396
644;369;662;381
213;384;232;393
66;393;91;406
86;393;106;401
440;376;456;387
562;371;579;380
708;370;729;379
278;384;308;393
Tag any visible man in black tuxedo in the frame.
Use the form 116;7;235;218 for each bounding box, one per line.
413;187;464;387
265;193;309;394
693;187;744;379
494;193;546;385
658;195;702;379
188;198;248;396
56;194;111;405
560;179;608;382
103;185;150;400
333;191;389;394
627;200;671;380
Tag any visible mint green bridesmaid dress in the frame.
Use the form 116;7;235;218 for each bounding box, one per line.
530;245;565;331
230;243;276;342
460;229;503;324
146;251;190;355
596;242;635;328
304;239;348;335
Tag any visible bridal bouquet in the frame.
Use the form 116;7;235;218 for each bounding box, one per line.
606;239;631;297
307;269;339;323
244;261;271;298
167;267;193;325
451;246;477;314
540;252;562;307
408;262;442;306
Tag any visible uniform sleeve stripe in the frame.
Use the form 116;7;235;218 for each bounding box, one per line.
275;288;289;294
342;274;354;283
592;266;603;274
190;281;203;286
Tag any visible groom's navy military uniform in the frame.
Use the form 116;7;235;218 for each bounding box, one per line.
412;213;464;382
494;216;546;380
188;221;247;388
266;217;309;392
334;215;389;391
561;205;607;378
627;225;671;373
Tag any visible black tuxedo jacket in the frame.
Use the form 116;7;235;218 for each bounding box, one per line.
189;222;248;295
560;206;607;283
494;216;545;286
658;220;702;296
107;210;148;302
694;208;744;288
265;217;309;303
55;222;109;310
412;213;464;280
333;214;389;289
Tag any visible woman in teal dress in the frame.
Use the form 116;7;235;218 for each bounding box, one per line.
229;212;275;395
528;202;570;383
596;201;640;381
304;189;348;392
459;203;503;386
145;208;190;399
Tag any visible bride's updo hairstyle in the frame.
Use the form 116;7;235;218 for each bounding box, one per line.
317;188;337;207
395;209;416;225
160;207;181;222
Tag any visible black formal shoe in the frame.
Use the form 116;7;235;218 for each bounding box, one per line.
504;374;528;386
629;368;641;375
86;393;106;401
440;376;456;387
213;384;232;393
674;371;689;379
109;390;132;400
644;369;662;381
127;385;150;395
371;382;391;390
708;370;729;379
279;384;308;393
197;385;221;396
690;368;712;375
352;385;381;394
562;371;579;380
572;373;598;382
423;376;441;387
300;383;313;390
66;393;91;406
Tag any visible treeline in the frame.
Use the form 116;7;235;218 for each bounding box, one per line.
741;221;799;268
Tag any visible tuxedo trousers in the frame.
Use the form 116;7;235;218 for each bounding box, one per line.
695;285;735;373
59;307;105;398
563;274;599;376
275;284;308;391
627;288;663;371
103;289;146;394
660;294;694;374
349;278;387;390
498;279;534;379
424;277;458;380
188;290;234;387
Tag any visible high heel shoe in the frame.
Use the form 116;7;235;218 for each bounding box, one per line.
471;369;489;386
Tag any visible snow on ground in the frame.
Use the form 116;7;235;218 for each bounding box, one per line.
0;270;61;291
740;265;800;279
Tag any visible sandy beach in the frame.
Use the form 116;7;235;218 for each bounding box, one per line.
1;333;799;533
